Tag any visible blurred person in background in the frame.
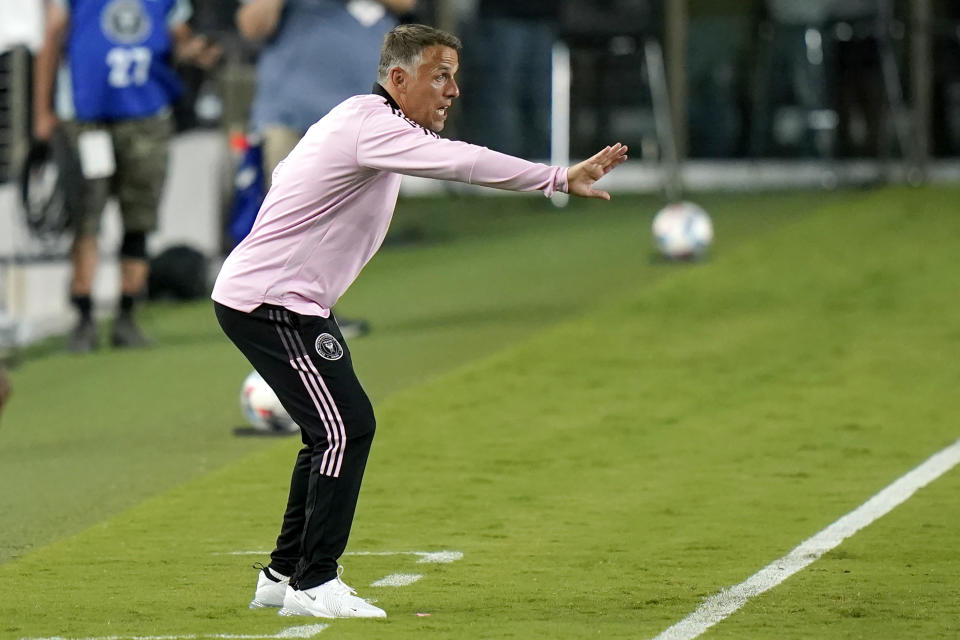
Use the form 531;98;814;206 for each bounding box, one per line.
459;0;558;159
33;0;220;352
752;0;886;158
235;0;417;339
213;23;627;619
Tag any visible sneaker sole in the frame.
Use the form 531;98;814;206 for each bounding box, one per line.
279;606;333;618
278;606;384;619
249;599;282;609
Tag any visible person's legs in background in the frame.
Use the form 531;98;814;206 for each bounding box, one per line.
460;17;525;156
459;17;554;159
261;125;303;188
62;120;109;352
68;234;100;351
519;20;555;160
112;229;151;347
110;112;174;347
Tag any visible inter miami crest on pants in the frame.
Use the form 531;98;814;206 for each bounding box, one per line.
315;333;343;361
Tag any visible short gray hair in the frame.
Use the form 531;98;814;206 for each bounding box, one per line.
377;24;462;83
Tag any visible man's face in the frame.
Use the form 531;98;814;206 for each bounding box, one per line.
396;45;460;132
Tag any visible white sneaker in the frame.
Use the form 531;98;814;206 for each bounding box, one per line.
249;566;290;609
278;569;386;619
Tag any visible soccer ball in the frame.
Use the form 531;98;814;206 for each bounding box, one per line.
240;370;298;433
652;201;714;259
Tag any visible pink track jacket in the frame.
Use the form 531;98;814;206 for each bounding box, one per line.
212;86;569;318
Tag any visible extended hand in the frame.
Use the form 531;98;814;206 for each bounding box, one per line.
176;34;223;68
567;143;629;200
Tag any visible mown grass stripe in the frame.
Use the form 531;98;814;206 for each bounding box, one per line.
652;439;960;640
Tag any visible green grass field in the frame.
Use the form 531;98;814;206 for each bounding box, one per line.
0;187;958;639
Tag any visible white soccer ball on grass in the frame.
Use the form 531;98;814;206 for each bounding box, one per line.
652;201;714;260
240;370;298;433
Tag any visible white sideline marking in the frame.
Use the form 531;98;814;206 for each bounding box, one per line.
417;551;463;564
348;550;464;564
220;550;464;564
273;626;328;639
370;572;423;587
651;439;960;640
218;549;462;593
21;623;328;640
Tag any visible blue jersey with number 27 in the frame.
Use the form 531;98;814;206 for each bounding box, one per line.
67;0;182;121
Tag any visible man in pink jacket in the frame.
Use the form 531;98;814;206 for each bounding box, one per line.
213;23;627;619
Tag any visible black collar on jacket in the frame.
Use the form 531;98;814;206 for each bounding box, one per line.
372;83;401;111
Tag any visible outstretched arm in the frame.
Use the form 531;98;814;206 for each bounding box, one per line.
378;0;416;14
236;0;287;41
567;143;629;200
357;107;627;198
170;22;223;68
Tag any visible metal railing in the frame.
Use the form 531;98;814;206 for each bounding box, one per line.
0;46;30;185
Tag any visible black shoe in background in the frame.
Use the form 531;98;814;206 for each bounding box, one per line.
111;314;151;348
67;319;99;353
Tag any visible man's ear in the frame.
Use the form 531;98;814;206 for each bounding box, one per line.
389;67;406;91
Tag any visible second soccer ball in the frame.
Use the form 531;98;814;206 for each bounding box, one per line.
652;201;714;260
240;370;299;434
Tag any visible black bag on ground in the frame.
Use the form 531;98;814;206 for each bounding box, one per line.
148;245;209;300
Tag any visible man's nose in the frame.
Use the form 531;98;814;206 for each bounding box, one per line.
447;79;460;98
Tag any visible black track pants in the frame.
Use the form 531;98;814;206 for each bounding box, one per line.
215;302;375;589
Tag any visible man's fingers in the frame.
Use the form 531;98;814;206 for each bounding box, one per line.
568;143;628;200
606;143;628;164
594;143;628;169
608;152;628;170
586;143;628;171
589;146;611;165
600;154;628;176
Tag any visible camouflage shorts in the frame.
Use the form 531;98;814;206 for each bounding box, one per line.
61;111;173;237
